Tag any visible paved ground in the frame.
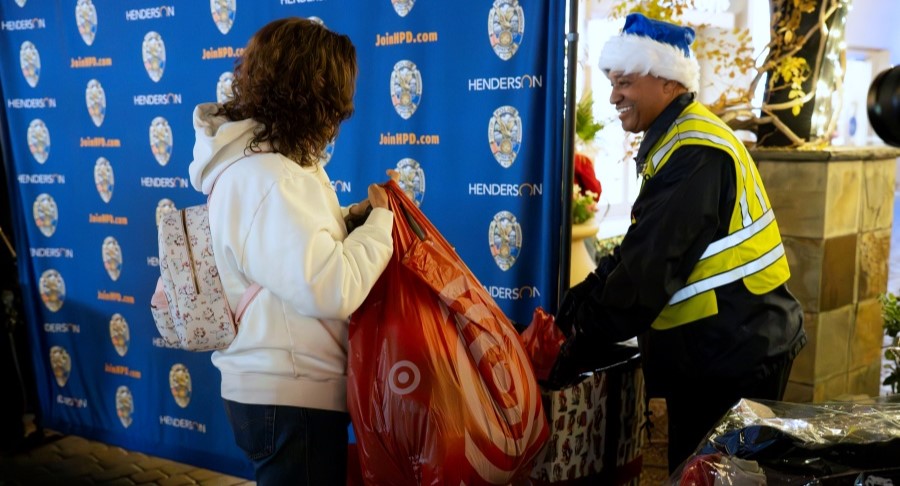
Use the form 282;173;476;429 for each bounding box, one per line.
0;428;253;485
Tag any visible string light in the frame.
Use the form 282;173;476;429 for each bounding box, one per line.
810;0;852;140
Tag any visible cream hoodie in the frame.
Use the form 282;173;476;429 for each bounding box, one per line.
187;103;393;412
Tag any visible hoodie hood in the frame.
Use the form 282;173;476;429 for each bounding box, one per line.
188;102;262;194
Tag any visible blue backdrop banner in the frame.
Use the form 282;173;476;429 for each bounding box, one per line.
0;0;565;477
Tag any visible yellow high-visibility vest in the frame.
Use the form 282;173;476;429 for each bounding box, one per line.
642;102;790;330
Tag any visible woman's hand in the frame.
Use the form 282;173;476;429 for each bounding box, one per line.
346;169;397;231
387;169;400;183
369;169;399;209
368;184;388;209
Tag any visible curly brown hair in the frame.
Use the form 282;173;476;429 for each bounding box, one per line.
218;17;357;167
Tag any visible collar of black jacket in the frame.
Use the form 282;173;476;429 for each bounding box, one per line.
634;92;695;175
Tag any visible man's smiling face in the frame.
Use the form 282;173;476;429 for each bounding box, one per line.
608;71;682;134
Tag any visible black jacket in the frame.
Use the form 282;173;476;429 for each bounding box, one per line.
562;93;806;397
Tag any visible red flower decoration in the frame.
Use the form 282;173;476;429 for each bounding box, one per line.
573;152;601;202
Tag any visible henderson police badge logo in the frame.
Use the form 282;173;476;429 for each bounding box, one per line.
142;31;166;82
15;0;26;7
49;346;71;387
85;79;106;127
489;210;522;271
94;156;114;203
156;199;176;226
109;313;130;357
149;117;173;166
39;269;65;312
216;71;234;103
20;41;40;88
27;119;50;164
488;0;524;61
169;363;192;408
396;158;425;207
488;106;522;168
115;386;134;428
390;60;422;120
391;0;415;17
210;0;236;35
102;236;123;282
318;141;335;166
33;193;58;238
75;0;98;46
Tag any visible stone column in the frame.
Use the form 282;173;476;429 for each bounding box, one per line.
754;146;900;401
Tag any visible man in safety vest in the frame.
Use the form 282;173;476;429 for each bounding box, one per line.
553;12;807;474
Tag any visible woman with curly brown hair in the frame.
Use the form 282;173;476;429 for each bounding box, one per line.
187;17;394;484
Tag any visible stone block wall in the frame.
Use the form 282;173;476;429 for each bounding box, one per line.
753;147;900;402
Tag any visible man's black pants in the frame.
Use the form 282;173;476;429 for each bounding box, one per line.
664;358;794;474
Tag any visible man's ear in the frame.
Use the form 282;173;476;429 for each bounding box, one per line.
663;79;688;96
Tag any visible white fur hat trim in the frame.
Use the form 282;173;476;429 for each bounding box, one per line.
598;34;700;93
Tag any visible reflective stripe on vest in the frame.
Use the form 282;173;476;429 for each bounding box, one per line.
644;102;791;331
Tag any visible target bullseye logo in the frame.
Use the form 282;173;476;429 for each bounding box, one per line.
388;360;421;395
454;309;545;482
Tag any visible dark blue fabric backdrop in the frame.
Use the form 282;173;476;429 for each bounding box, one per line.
0;0;565;477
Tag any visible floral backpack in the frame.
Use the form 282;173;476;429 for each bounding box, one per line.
149;166;260;352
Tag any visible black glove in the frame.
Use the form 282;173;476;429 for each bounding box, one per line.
546;332;589;389
595;248;620;282
555;271;602;337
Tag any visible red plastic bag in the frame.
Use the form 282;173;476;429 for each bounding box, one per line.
348;181;549;485
519;307;566;382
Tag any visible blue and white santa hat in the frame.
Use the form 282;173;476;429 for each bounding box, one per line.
598;13;700;93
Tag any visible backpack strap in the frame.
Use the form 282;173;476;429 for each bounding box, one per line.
235;283;262;323
207;158;262;323
208;168;227;204
207;156;250;202
150;277;167;309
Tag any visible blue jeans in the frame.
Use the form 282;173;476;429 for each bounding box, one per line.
223;399;350;485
